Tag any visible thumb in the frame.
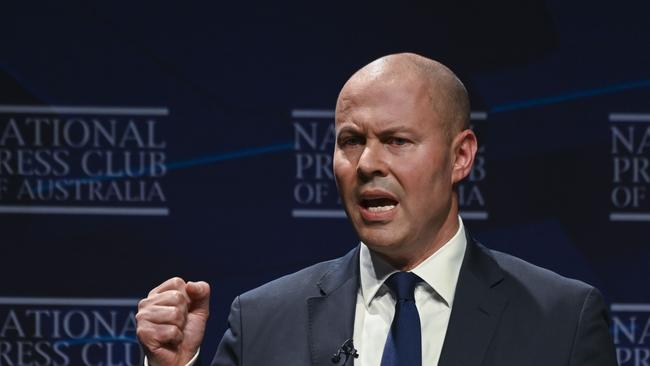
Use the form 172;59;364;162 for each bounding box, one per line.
186;281;210;316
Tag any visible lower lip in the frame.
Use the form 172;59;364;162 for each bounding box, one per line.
358;204;398;222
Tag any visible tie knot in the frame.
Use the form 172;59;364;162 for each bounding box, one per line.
384;272;421;301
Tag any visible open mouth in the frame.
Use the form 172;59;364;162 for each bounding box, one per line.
360;197;399;212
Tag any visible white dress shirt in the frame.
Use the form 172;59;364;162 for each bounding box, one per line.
352;218;467;366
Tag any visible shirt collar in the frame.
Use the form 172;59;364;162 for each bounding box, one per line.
359;217;467;308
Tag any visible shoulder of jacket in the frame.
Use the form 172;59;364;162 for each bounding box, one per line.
487;247;594;298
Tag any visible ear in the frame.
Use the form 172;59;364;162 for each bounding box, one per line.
450;129;478;185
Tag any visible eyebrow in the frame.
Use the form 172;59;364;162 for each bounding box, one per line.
336;125;361;135
336;124;416;135
376;126;415;136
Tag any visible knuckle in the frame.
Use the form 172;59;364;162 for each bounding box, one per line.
147;287;158;297
171;290;185;303
171;307;184;322
151;325;171;344
136;326;151;343
135;308;151;324
137;298;149;310
170;277;185;287
163;326;183;343
136;326;145;338
174;327;184;342
179;300;189;312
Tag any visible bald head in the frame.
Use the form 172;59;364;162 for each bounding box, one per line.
333;53;478;269
337;53;470;140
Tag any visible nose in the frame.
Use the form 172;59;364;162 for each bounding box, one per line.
356;142;388;180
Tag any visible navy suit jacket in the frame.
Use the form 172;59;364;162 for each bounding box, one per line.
211;234;617;365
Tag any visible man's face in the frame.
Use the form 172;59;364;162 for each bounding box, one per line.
333;76;457;257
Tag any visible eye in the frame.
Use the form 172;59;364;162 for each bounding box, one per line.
339;135;364;146
388;137;410;146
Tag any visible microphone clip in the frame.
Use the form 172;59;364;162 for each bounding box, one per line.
331;338;359;364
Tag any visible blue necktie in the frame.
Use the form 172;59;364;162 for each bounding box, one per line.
380;272;422;366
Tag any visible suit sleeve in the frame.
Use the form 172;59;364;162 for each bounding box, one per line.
211;296;243;366
569;287;618;366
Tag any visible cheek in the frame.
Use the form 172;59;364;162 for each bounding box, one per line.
396;160;450;198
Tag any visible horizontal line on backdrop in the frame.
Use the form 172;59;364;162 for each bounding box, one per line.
0;205;169;216
291;109;334;119
609;113;650;122
611;303;650;312
609;212;650;222
460;210;489;220
0;105;169;116
470;112;488;120
0;297;139;306
291;109;488;121
291;209;488;220
292;209;347;218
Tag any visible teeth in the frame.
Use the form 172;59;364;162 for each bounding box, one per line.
368;205;395;212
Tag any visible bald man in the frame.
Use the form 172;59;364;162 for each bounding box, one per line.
136;53;617;366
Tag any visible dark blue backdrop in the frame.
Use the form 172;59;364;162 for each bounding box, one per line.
1;1;648;365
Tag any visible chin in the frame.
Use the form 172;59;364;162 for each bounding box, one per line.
357;227;403;252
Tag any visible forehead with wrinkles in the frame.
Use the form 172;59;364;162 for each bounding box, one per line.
335;53;470;138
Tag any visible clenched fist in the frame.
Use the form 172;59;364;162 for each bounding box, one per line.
136;277;210;366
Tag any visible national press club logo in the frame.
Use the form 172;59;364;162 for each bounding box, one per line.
0;297;142;366
611;303;650;365
290;109;489;220
0;105;169;216
609;113;650;222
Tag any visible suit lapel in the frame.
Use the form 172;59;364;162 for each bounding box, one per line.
438;234;508;366
308;247;360;366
